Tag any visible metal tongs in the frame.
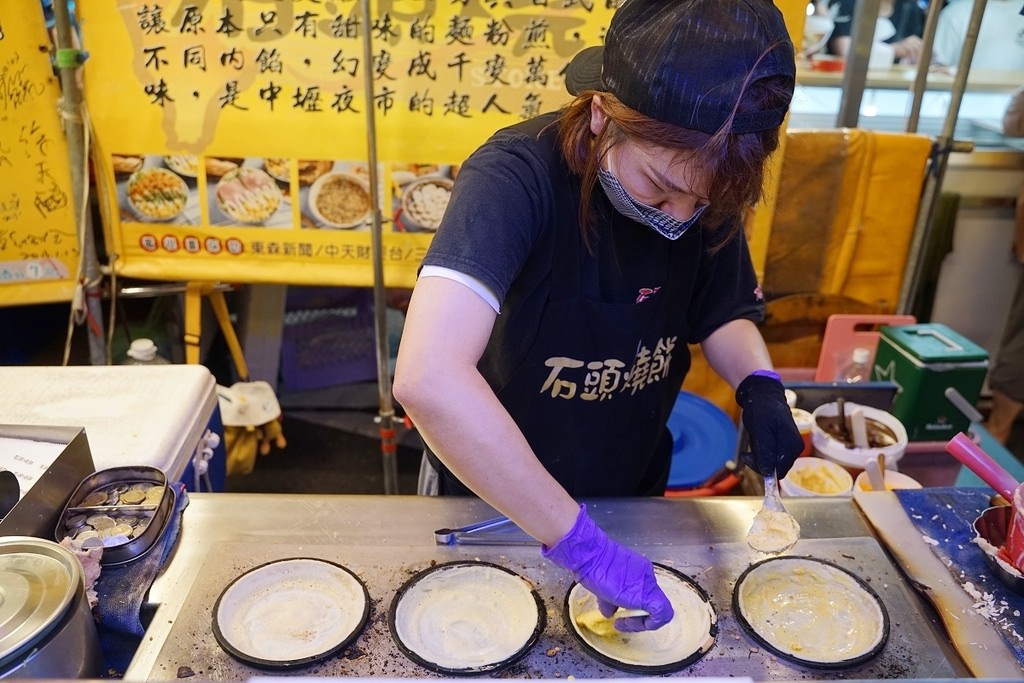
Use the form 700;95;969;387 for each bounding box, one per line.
433;515;538;546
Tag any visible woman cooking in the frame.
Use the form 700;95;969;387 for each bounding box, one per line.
393;0;804;633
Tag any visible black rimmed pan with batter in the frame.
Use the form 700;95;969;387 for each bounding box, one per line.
212;557;370;670
563;563;718;674
732;555;890;669
388;560;545;676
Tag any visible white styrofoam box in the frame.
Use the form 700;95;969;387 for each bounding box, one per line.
0;365;217;483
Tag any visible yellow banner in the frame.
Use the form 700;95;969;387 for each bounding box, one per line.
0;1;78;305
82;1;613;288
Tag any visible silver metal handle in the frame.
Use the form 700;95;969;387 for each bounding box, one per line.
433;515;538;546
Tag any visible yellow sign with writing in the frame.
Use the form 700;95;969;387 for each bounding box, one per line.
0;2;78;305
82;0;612;288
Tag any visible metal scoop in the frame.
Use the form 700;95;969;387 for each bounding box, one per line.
746;470;800;554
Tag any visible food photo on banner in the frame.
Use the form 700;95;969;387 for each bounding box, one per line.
206;158;290;229
116;155;200;226
390;163;458;234
78;0;613;287
301;160;375;231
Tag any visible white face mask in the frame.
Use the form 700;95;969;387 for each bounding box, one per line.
597;147;707;240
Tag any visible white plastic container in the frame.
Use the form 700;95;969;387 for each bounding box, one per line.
781;457;853;497
0;365;221;490
853;469;922;492
811;401;908;473
124;338;171;365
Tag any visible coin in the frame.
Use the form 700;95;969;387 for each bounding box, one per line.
109;523;135;537
64;513;88;530
121;490;147;505
82;536;105;549
102;534;130;547
130;482;149;491
81;491;108;507
86;514;115;530
76;529;99;541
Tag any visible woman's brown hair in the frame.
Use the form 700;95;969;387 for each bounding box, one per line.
556;69;791;250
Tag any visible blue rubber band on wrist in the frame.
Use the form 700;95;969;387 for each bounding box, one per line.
750;369;781;381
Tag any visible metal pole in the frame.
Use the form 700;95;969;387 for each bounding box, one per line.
905;0;943;133
835;0;881;128
360;0;399;494
52;0;105;366
898;0;986;314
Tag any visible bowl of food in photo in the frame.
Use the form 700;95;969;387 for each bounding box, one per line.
164;154;200;178
262;158;290;184
126;167;189;222
297;159;334;187
308;171;372;229
215;167;283;225
204;156;244;178
111;154;143;176
401;176;453;232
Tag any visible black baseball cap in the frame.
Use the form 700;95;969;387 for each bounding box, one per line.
565;0;796;135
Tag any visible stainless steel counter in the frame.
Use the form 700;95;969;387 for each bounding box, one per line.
125;494;968;680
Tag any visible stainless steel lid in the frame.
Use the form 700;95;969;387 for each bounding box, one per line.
0;536;82;666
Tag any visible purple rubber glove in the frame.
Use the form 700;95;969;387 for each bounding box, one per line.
737;371;803;478
542;504;673;632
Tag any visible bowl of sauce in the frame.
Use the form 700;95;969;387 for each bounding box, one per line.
811;401;908;473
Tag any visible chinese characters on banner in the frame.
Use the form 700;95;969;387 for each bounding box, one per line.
81;1;618;288
0;2;78;305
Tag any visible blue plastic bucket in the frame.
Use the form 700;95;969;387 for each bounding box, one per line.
666;391;739;491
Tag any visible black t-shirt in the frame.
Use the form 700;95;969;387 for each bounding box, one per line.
420;113;764;495
422;113;763;342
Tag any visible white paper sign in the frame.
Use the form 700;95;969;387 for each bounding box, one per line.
0;436;67;500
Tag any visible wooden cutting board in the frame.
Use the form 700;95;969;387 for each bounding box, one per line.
853;489;1024;677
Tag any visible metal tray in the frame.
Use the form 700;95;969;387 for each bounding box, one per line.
55;466;172;566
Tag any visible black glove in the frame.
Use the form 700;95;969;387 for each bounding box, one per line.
736;372;803;478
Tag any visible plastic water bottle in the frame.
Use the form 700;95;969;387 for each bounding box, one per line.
838;347;871;384
123;338;171;365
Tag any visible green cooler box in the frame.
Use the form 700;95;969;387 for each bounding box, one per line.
871;323;988;442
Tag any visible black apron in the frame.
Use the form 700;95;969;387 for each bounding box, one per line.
432;132;699;497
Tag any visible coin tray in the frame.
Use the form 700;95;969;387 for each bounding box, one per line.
55;465;173;566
